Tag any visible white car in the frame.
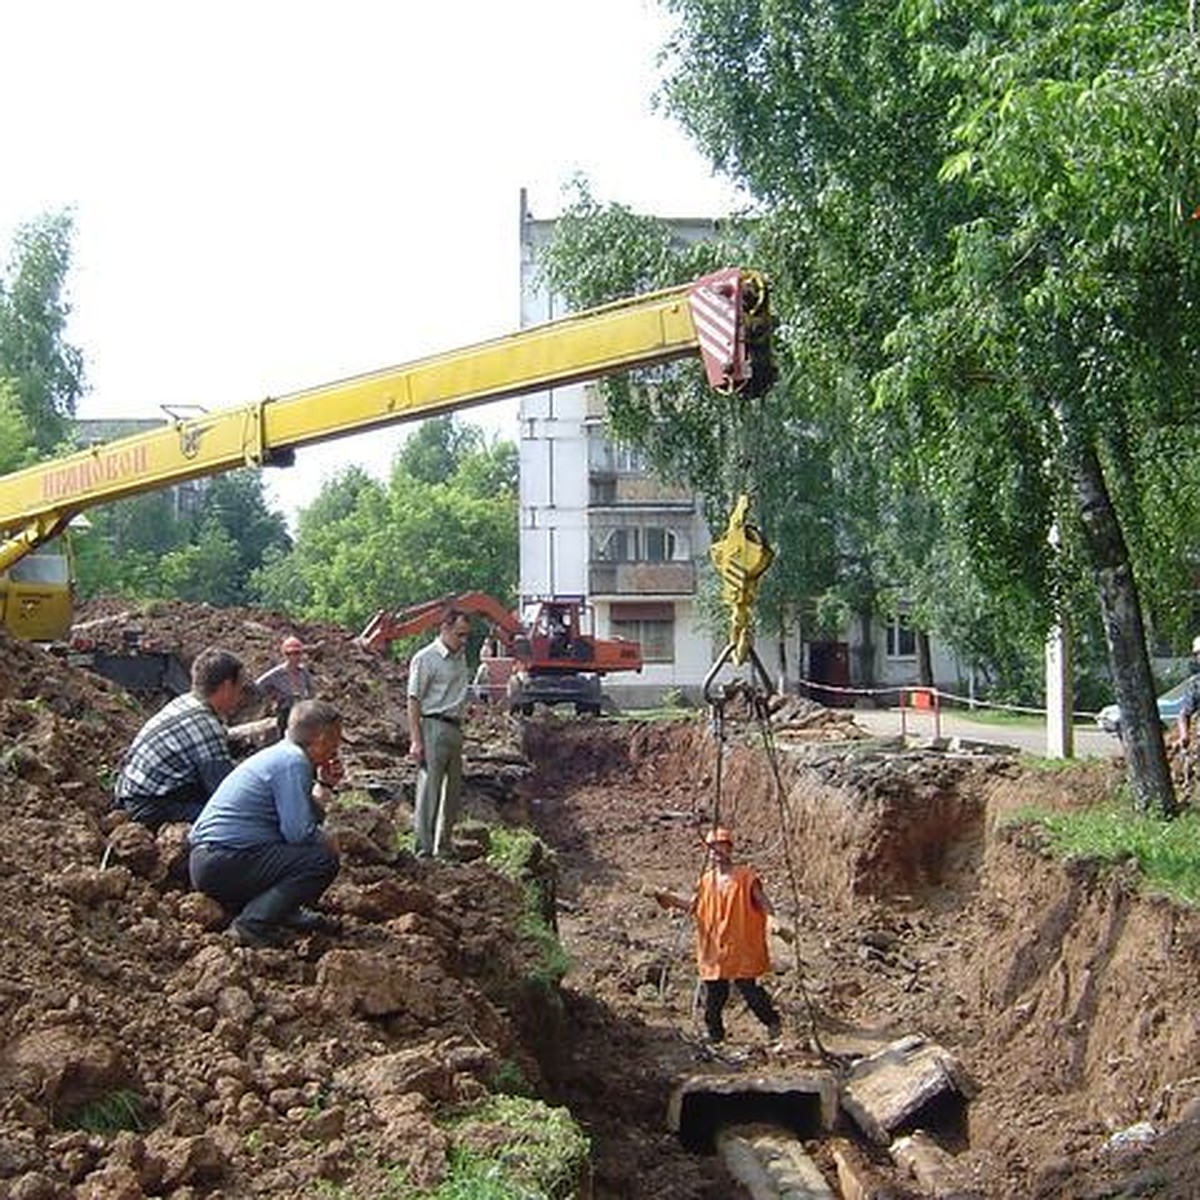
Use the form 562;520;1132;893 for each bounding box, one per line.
1096;676;1196;737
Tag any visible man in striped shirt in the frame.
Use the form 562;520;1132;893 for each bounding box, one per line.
114;647;246;829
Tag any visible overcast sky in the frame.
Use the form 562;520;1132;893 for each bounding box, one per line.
1;0;741;523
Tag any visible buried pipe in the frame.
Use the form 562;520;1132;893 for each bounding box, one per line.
669;1074;839;1199
668;1052;976;1198
668;1072;838;1156
717;1123;837;1200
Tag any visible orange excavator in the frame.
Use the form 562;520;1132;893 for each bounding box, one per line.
358;592;642;715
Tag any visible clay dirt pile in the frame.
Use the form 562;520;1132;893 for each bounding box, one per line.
3;598;1200;1198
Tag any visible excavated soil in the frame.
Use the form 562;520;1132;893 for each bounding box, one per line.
2;598;1200;1198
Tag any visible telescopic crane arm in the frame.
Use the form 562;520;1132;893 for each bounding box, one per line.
0;268;773;577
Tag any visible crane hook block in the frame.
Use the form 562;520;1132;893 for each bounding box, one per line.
709;493;775;664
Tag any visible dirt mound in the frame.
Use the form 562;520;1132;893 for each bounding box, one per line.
6;599;1200;1198
0;601;564;1199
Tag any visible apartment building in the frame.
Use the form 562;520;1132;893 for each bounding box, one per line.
517;194;740;706
517;193;964;708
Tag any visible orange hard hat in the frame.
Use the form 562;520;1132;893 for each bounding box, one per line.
704;826;734;847
281;635;304;654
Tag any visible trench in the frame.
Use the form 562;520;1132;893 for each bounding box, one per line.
513;716;989;1200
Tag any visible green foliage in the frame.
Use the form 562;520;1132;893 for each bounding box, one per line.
538;1;1200;728
60;1089;151;1134
254;419;517;631
436;1096;589;1200
370;1096;588;1199
75;468;291;604
0;380;36;473
487;1060;535;1099
0;210;84;452
487;827;569;989
1016;802;1200;905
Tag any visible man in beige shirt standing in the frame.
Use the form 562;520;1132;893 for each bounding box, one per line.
407;607;472;859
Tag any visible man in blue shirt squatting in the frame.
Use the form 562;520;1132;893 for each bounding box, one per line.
189;698;343;949
407;606;472;860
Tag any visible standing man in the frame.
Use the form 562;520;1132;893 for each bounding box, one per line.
189;699;343;948
255;634;315;738
653;826;783;1045
114;647;246;829
407;606;472;859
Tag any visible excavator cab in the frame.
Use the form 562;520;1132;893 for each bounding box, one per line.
0;548;73;642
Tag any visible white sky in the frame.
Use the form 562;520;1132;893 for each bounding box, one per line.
1;0;741;525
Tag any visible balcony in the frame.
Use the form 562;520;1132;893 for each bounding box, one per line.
588;560;697;596
589;474;694;507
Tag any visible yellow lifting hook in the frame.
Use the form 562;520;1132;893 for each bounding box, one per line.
703;493;776;710
709;493;775;665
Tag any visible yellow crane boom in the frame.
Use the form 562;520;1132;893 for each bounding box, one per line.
0;268;772;640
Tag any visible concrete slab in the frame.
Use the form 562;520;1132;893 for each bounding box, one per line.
891;1129;983;1199
841;1035;976;1146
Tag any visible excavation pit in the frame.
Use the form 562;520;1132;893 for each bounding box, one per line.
668;1071;839;1153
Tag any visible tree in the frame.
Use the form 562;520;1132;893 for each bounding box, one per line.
76;469;290;606
0;381;36;474
252;421;518;632
881;0;1200;814
542;1;1196;815
0;211;84;452
536;181;848;660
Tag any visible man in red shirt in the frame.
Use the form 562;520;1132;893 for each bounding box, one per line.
654;826;782;1044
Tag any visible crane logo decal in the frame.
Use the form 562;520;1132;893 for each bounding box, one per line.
179;423;214;459
41;444;151;501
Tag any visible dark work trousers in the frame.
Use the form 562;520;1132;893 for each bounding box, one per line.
121;783;206;831
189;841;338;927
703;977;780;1041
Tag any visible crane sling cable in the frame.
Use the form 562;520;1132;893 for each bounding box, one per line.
699;495;838;1063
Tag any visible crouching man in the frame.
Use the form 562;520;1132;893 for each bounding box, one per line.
189;699;343;948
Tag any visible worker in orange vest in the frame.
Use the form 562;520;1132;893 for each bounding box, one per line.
653;826;782;1044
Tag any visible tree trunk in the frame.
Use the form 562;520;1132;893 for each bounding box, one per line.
856;605;876;690
916;632;934;689
1067;437;1176;817
776;608;789;693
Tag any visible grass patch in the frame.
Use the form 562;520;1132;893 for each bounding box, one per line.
436;1095;589;1199
1015;802;1200;905
607;707;694;724
373;1096;588;1199
487;828;570;989
61;1089;151;1134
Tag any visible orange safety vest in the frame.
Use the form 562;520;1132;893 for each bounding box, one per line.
693;864;770;982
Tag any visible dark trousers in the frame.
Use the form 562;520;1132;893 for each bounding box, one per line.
703;978;780;1041
189;841;338;927
121;784;206;831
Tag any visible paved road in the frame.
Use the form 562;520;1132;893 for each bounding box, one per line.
849;706;1119;759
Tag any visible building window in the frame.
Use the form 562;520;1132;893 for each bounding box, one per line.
644;527;676;562
611;601;675;663
885;614;917;659
612;442;646;473
611;618;675;663
588;435;648;475
590;525;686;563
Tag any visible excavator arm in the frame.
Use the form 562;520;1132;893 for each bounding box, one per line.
0;268;772;586
358;591;522;653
